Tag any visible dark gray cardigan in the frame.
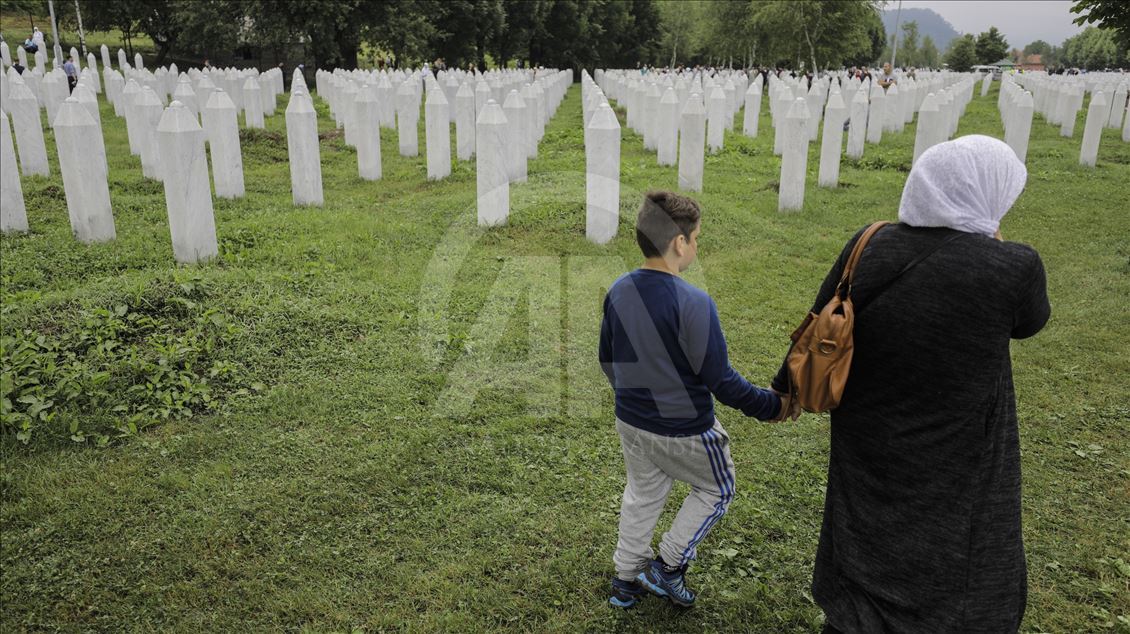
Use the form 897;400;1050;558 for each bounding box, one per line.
773;223;1051;633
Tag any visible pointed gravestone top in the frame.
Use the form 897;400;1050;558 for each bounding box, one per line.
476;99;507;126
502;89;524;109
456;83;474;99
919;92;939;112
427;86;448;105
589;102;620;130
787;97;810;120
137;86;162;107
825;90;844;111
205;87;235;110
682;92;705;116
661;87;677;105
157;101;200;133
287;90;314;114
54;96;96;127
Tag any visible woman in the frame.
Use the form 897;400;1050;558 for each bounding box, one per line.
773;135;1050;633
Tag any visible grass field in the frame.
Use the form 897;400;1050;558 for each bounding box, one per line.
1;77;1128;632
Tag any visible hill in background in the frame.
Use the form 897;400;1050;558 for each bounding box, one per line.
882;7;961;50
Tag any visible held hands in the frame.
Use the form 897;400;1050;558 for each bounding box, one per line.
768;390;802;423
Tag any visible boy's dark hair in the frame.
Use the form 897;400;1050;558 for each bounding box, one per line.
636;191;701;258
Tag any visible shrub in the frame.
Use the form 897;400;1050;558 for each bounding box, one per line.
0;275;258;446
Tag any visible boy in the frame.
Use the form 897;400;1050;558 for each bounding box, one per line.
600;191;794;609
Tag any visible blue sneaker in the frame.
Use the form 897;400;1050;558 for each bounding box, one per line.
639;559;696;607
609;577;645;608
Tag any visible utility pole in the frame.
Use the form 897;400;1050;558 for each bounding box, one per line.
890;0;903;67
74;0;88;57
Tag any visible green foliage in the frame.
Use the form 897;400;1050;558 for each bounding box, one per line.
945;33;978;71
920;34;939;68
0;274;250;446
1071;0;1130;51
1;77;1128;634
1061;26;1127;69
974;26;1010;64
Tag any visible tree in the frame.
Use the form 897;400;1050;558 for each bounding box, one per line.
1071;0;1130;52
920;34;939;68
945;33;977;71
1023;39;1053;56
898;20;920;67
1061;26;1126;69
974;26;1009;64
655;0;705;66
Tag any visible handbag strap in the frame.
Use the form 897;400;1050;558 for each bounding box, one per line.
836;221;890;298
856;230;965;314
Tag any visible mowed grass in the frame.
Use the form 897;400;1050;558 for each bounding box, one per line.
1;77;1128;632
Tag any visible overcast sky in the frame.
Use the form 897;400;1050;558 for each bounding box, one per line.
896;0;1086;47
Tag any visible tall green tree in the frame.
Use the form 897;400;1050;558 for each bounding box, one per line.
974;26;1009;64
1071;0;1130;52
1023;39;1053;56
945;33;977;71
920;34;939;68
1061;26;1126;69
890;20;920;67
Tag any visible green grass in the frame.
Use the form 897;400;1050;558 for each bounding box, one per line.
1;80;1128;632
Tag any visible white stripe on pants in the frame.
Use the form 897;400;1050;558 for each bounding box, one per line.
613;418;736;581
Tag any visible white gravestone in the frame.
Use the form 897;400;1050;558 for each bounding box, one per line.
157;101;217;264
54;98;115;242
586;103;620;245
425;87;452;180
1080;91;1107;167
137;87;165;180
743;80;761;138
476;99;509;227
818;91;846;188
678;92;706;192
455;82;475;161
243;76;264;128
866;84;885;144
885;84;903;133
121;79;143;154
912;92;941;164
354;85;382;181
396;80;418;157
779;97;811;212
657;87;678;166
773;85;793;156
1123;100;1130;142
100;44;111;70
1004;91;1034;163
706;85;726;153
1108;84;1126;129
286;90;323;206
0;109;29;233
502;89;527;183
846;88;868;160
173;78;198;118
202;89;245;198
8;80;49;176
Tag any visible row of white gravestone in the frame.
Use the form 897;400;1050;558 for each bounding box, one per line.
580;73;620;244
1007;72;1130;165
310;66;567;189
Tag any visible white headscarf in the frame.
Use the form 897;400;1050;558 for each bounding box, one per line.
898;135;1027;237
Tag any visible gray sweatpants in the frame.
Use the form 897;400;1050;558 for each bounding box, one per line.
613;418;736;581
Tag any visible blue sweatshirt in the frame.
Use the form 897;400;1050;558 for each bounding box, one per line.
599;269;781;436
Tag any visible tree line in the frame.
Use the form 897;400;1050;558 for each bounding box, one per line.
0;0;1124;73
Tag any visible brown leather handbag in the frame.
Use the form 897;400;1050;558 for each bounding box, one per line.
786;221;889;413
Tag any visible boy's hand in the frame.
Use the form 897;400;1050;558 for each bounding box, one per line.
769;391;801;423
